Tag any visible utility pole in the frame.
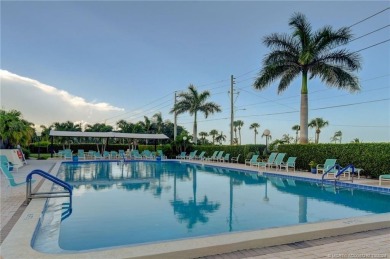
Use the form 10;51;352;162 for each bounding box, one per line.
174;91;177;141
230;75;235;145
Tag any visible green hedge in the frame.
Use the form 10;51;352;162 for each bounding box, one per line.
278;143;390;178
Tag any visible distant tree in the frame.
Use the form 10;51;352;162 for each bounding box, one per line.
281;134;294;144
235;120;244;145
85;123;113;132
334;130;342;143
351;138;361;143
253;12;361;144
308;118;329;144
152;112;163;134
209;129;219;145
292;124;300;144
199;131;209;145
249;122;260;144
170;84;221;144
215;131;226;145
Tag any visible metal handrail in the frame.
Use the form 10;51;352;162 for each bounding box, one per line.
26;169;73;204
321;164;356;187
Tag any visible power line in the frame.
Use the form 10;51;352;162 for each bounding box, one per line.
348;7;390;28
354;39;390;53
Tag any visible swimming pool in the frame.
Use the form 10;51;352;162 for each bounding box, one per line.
32;161;390;253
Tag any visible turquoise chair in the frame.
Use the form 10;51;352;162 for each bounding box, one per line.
270;153;286;169
195;151;206;160
245;154;259;166
316;159;337;176
186;150;198;160
0;155;15;171
77;149;86;160
176;152;187;159
205;151;219;161
0;155;34;187
212;151;224;162
157;150;167;159
220;153;230;163
256;152;278;169
279;157;297;172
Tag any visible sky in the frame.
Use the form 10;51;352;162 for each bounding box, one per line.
1;0;389;144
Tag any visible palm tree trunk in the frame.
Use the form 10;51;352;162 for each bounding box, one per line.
193;112;198;144
300;72;309;144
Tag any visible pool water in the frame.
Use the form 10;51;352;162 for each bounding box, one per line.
32;161;390;253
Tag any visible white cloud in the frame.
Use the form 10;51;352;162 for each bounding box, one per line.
0;70;125;128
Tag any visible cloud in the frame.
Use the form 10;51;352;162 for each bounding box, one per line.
0;70;125;128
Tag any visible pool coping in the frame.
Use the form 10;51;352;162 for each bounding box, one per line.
1;160;390;258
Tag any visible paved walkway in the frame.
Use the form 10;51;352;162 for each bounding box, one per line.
1;159;389;258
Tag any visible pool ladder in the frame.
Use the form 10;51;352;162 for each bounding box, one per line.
321;164;356;188
25;169;73;219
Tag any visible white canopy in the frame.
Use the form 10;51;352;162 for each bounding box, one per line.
49;130;169;140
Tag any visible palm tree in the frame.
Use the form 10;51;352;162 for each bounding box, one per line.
235;120;244;145
292;124;300;144
171;84;221;144
351;138;360;143
334;130;342;143
249;123;260;144
199;131;208;144
308;118;329;143
0;109;35;148
253;12;361;144
215;131;226;145
209;129;219;145
152;112;163;134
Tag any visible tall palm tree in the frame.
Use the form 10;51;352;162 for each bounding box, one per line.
292;124;300;144
249;122;260;144
209;129;219;145
235;120;244;145
253;12;361;144
171;84;221;144
308;118;329;143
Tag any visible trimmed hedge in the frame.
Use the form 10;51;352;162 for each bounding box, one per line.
278;143;390;178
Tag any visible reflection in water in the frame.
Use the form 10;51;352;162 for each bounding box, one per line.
51;161;390;252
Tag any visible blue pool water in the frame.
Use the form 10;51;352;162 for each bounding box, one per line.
32;161;390;252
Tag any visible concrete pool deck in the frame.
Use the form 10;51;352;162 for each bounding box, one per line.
1;158;389;258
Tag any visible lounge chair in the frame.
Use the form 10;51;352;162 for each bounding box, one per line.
245;154;259;166
279;157;297;172
269;153;286;169
132;150;143;159
176;152;187;159
156;150;167;159
142;150;154;159
255;152;278;169
94;152;103;160
77;149;86;160
0;155;15;172
205;151;218;161
118;150;126;159
0;155;34;187
110;151;118;159
186;150;197;160
231;154;241;163
63;149;73;160
195;151;206;160
212;151;224;162
219;153;230;163
379;174;390;186
316;159;337;176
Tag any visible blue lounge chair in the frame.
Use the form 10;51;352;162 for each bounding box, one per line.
317;159;337;176
279;157;297;172
269;153;286;169
231;154;241;163
0;155;34;187
176;152;187;159
157;150;167;159
212;151;224;162
245;154;259;166
195;151;206;160
186;150;198;160
0;155;15;172
219;153;230;163
63;149;73;160
256;152;278;169
205;151;219;161
77;149;86;160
